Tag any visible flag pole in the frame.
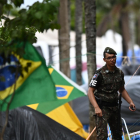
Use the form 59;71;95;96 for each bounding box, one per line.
86;126;96;140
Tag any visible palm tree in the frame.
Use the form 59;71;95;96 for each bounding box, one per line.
84;0;96;139
96;0;130;56
136;16;140;47
75;0;83;85
96;0;140;58
58;0;70;78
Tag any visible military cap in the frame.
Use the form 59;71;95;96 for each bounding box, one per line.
103;47;117;57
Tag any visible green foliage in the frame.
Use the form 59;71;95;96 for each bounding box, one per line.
70;0;85;33
70;0;75;31
27;0;60;32
96;0;121;29
0;0;7;16
96;12;104;29
10;8;19;16
70;0;113;32
96;0;120;13
96;0;140;35
0;0;60;56
11;0;24;7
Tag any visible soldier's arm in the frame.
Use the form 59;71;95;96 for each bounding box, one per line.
88;87;102;116
88;87;99;108
88;73;103;116
119;86;136;111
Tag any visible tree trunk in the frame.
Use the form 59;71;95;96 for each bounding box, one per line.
128;12;135;63
119;11;130;56
75;0;83;85
84;0;96;140
136;16;140;47
96;14;111;37
137;17;140;47
58;0;70;78
118;1;130;57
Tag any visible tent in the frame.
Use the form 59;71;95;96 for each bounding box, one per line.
0;106;86;140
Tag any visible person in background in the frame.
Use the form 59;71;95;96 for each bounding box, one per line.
88;47;136;140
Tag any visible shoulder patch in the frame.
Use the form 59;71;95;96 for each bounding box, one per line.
93;74;98;79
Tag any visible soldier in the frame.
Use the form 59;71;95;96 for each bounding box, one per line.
88;47;136;140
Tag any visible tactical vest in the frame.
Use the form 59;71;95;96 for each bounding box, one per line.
94;65;124;103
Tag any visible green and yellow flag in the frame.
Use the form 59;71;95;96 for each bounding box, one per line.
0;42;57;111
28;65;87;114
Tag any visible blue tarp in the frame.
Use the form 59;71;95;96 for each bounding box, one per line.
131;135;140;140
116;49;140;67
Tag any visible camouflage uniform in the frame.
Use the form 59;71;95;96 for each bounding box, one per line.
89;64;125;140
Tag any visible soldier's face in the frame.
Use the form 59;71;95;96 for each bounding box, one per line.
103;53;116;67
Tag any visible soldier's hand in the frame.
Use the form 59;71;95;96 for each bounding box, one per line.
95;107;102;117
129;102;136;112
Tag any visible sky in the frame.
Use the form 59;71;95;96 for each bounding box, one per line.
21;0;43;8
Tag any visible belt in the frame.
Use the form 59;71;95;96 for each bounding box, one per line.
95;96;118;107
101;100;118;107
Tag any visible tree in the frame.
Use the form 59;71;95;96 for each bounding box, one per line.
96;0;140;57
119;1;130;56
58;0;70;78
70;0;86;33
75;0;83;85
96;0;130;56
0;0;60;57
84;0;96;139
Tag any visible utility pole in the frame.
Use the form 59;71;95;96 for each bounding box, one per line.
84;0;96;140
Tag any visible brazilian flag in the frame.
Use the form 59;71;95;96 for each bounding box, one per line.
0;41;57;111
28;66;87;114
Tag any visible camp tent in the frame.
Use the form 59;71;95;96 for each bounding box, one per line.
0;106;86;140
